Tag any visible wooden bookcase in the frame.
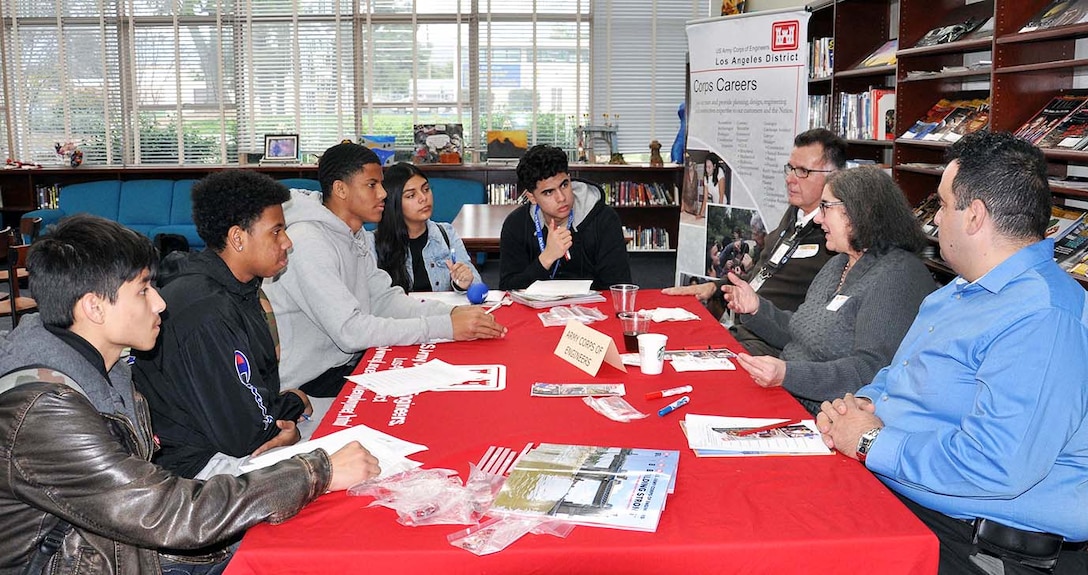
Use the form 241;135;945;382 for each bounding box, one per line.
807;0;898;164
807;0;1088;288
0;163;682;251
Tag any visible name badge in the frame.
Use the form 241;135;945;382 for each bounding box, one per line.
826;294;850;311
793;244;820;259
749;273;766;292
769;244;791;265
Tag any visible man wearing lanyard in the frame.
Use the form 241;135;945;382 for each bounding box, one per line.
665;128;846;356
499;144;632;291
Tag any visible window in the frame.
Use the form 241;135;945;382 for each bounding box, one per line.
0;1;697;165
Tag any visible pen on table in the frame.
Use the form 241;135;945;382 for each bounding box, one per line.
645;385;693;400
483;299;504;314
734;418;802;437
683;345;730;351
300;413;311;422
657;395;690;417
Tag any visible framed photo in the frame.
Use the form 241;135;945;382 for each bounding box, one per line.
263;134;299;163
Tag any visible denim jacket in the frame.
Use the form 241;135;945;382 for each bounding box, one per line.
376;220;482;292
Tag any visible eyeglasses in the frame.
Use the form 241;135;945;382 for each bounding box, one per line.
783;163;834;179
819;200;846;212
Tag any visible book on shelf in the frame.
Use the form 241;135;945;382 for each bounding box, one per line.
488;443;679;532
1020;0;1088;33
856;39;897;69
913;17;989;48
622;226;671;251
871;89;896;140
413;124;463;164
809;37;833;79
1036;104;1088;150
1013;96;1088;145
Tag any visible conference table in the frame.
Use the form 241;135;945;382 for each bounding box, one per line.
451;203;518;253
228;291;937;574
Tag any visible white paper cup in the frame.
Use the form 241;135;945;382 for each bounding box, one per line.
637;333;668;375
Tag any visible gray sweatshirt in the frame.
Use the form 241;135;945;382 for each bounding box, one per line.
263;191;453;389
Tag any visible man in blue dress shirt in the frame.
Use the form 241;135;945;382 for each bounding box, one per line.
817;131;1088;575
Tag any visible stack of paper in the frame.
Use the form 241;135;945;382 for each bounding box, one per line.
239;423;428;479
346;359;483;396
682;414;832;457
509;280;605;309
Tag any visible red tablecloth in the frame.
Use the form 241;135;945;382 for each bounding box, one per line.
229;290;937;574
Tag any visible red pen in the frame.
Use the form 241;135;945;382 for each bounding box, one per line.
735;418;803;437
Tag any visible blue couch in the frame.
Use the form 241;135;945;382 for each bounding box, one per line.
22;177;322;250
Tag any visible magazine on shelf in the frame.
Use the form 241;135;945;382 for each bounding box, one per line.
924;98;989;142
1020;0;1088;33
1037;105;1088;150
962;16;994;40
1047;205;1088;241
943;101;990;143
900;99;956;140
489;443;680;532
1013;96;1088;145
913;17;989;48
1055;220;1088;264
912;192;941;238
871;89;896;140
413;124;463;164
857;39;898;68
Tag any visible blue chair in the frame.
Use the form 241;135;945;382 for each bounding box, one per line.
278;178;322;192
427;177;486;224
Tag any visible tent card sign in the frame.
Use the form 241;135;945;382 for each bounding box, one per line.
554;320;626;376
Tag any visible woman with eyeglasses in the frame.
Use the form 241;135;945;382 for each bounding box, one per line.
373;162;481;293
719;166;936;415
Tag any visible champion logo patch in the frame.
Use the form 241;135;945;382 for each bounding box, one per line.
234;350;251;384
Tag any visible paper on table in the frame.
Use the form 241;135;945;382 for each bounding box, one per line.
408;290;507;306
683;414;831;455
525;279;593;297
346;359;484;396
238;424;428;479
642;307;701;322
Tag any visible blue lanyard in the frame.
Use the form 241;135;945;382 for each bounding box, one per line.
532;205;574;279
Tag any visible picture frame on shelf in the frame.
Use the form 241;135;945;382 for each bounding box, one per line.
262;134;300;164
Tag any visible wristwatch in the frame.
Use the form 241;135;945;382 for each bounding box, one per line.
856;427;882;463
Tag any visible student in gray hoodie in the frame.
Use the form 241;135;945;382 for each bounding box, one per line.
263;143;506;398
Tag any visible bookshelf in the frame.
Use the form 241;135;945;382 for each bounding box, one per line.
0;163;682;251
807;0;899;164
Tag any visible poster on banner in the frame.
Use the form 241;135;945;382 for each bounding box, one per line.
678;10;809;286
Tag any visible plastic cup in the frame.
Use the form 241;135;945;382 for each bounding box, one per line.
610;284;639;316
637;333;668;375
618;311;652;352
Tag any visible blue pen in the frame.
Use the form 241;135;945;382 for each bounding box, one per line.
657;395;690;417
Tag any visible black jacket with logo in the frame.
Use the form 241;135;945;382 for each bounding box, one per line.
134;250;303;479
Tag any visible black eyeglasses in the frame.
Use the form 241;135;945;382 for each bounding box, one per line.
783;163;834;179
819;200;845;212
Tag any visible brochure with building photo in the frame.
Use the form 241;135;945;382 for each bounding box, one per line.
489;443;679;532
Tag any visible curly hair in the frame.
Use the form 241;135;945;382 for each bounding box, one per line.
374;162;428;292
192;170;290;252
517;144;569;194
28;215;158;328
946;131;1051;240
794;128;848;170
317;143;381;203
825;166;927;255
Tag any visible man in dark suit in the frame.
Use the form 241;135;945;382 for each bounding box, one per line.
665;128;846;356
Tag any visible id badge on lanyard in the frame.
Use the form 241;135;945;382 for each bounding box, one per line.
751;226;802;292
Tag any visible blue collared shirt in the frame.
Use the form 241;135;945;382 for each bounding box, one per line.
859;239;1088;540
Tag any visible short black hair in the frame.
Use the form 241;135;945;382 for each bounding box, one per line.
826;166;927;255
318;142;381;203
192;170;290;252
28;215;158;328
517;144;569;193
946;131;1051;240
794;128;848;170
